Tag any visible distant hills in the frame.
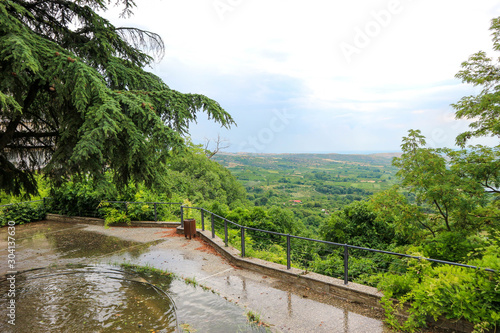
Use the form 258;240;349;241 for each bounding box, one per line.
214;152;402;169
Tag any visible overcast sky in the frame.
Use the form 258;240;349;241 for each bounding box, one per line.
106;0;500;153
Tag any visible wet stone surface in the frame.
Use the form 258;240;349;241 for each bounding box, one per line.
0;221;443;332
0;265;177;333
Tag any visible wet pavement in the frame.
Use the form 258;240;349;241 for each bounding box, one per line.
0;265;177;332
0;221;398;332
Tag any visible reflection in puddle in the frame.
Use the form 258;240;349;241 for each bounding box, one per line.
0;264;270;333
0;265;177;333
44;229;152;259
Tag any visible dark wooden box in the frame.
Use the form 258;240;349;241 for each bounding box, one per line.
184;219;196;239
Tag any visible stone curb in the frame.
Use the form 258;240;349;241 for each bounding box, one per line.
195;229;384;308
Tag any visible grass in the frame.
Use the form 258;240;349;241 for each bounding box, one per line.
118;262;219;294
183;276;197;287
180;323;197;332
246;310;261;323
246;310;271;329
120;262;176;278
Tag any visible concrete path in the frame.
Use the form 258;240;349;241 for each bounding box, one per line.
0;221;446;332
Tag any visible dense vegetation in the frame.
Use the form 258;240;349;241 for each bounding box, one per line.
214;152;400;231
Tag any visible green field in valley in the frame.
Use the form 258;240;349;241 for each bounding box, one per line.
214;152;401;228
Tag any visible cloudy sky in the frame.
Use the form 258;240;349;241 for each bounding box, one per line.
106;0;500;153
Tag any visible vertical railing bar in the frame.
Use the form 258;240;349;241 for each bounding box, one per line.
211;213;215;238
180;206;184;228
201;209;205;231
344;245;349;285
154;203;157;222
287;234;291;270
224;219;228;247
241;226;245;257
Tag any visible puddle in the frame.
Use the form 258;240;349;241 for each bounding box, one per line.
0;264;269;333
0;265;177;333
44;229;150;258
0;223;159;272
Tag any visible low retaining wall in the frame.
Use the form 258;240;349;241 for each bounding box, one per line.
45;214;180;228
46;213;103;225
196;229;383;308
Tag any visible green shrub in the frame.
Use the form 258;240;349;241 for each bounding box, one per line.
378;251;500;332
102;207;131;227
0;202;46;226
126;203;154;221
247;243;288;266
422;232;486;263
48;181;102;217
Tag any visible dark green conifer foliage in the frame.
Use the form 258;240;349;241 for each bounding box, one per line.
0;0;234;197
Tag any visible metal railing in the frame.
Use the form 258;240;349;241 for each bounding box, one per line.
101;201;182;222
0;199;47;208
180;205;497;285
3;199;496;285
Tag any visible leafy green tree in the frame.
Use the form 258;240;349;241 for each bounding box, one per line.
164;145;247;206
452;18;500;147
392;130;485;234
370;186;433;241
320;201;396;249
0;0;234;197
378;18;500;330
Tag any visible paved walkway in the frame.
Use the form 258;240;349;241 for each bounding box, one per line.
1;221;395;332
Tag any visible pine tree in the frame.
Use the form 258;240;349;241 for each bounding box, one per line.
0;0;234;196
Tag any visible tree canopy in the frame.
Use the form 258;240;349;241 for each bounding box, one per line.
379;17;500;240
0;0;234;197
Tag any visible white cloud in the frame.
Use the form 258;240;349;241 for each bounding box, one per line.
102;0;500;152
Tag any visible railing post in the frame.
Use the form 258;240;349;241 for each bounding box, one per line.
241;226;245;257
287;234;291;270
180;206;184;228
224;219;228;247
154;203;158;222
211;213;215;238
201;209;205;231
344;245;349;285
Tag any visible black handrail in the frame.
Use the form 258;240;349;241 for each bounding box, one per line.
186;206;498;282
0;199;45;207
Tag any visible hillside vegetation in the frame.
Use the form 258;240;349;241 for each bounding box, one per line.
214;152;400;229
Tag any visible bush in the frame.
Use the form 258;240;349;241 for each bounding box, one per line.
378;250;500;332
0;202;46;226
422;231;486;263
101;207;131;227
48;181;103;217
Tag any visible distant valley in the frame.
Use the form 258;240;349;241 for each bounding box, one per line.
213;152;402;219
